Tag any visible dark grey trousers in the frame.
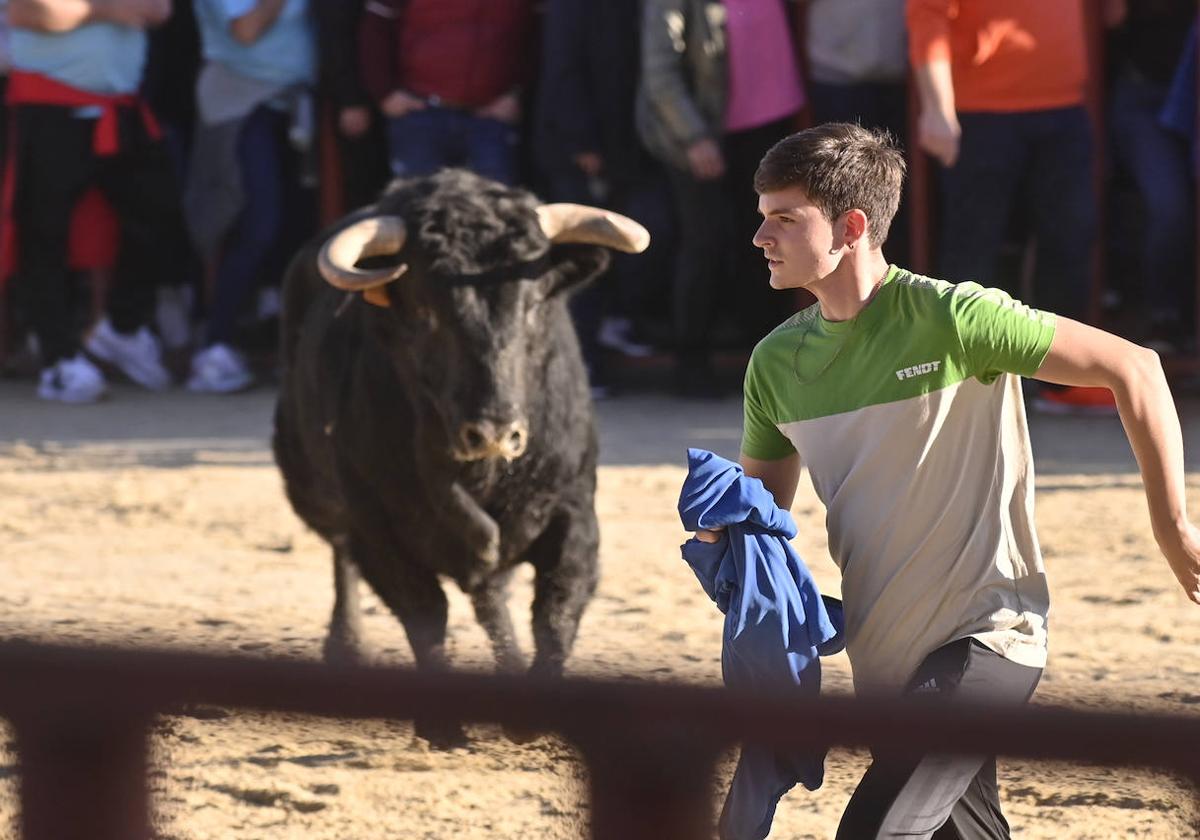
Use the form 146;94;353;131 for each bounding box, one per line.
836;638;1042;839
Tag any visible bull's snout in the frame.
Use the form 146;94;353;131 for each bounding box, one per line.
455;419;529;462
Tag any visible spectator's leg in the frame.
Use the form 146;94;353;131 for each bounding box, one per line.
386;108;450;178
203;106;285;346
666;166;728;392
1027;106;1097;322
725;118;793;344
11;105;94;365
98;110;192;336
546;165;610;390
464;114;519;185
938;112;1029;291
1109;73;1195;329
608;163;677;338
337;111;390;209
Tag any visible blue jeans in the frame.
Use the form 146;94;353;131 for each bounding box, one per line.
386;106;518;185
207;106;313;345
1109;70;1195;318
938;106;1096;321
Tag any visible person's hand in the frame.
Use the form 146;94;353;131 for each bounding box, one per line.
917;107;961;168
1101;0;1127;28
686;138;725;180
103;0;171;28
475;90;521;124
572;151;603;178
380;90;426;119
338;106;371;138
1159;521;1200;604
694;527;725;544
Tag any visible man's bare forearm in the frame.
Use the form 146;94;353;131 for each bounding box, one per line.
9;0;168;32
9;0;100;32
913;59;955;116
1111;352;1189;543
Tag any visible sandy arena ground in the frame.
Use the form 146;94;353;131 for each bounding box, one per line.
1;378;1199;839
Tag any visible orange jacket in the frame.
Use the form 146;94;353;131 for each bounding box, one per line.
907;0;1087;112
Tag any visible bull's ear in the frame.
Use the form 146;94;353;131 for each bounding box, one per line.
545;245;611;298
363;287;391;307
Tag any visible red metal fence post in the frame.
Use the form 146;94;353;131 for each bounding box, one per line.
14;709;152;840
576;726;721;840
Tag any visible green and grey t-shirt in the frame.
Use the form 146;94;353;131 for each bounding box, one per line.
742;266;1057;695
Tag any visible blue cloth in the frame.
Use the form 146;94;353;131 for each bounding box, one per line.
194;0;315;86
678;448;844;840
10;24;146;94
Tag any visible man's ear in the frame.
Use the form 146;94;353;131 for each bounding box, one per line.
844;209;869;249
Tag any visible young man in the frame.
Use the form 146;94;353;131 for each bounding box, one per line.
700;123;1200;837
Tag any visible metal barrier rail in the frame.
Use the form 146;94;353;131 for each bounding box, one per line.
1;642;1198;840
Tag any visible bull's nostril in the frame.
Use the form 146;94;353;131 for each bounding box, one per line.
461;425;488;452
507;430;526;450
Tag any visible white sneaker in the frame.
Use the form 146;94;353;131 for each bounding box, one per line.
186;343;254;393
37;354;107;403
596;316;654;358
85;317;171;390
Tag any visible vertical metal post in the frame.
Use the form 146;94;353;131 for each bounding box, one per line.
15;709;152;840
577;726;720;840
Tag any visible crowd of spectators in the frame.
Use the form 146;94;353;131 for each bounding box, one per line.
0;0;1195;406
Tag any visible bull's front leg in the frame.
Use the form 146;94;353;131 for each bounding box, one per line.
449;482;500;573
469;568;525;674
526;508;600;679
323;537;365;664
367;552;467;749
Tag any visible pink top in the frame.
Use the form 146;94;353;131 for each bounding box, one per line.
722;0;805;133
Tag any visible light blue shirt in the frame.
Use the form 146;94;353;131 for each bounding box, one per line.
10;23;146;94
194;0;314;87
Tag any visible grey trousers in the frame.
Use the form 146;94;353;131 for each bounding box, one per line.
836;638;1042;839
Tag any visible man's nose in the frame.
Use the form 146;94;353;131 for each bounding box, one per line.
752;222;770;248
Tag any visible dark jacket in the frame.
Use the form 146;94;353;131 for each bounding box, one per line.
534;0;648;185
315;0;370;109
358;0;533;110
636;0;728;172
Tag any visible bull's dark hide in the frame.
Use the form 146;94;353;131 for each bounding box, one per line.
272;170;611;746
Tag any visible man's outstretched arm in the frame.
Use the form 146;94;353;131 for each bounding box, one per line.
1035;317;1200;603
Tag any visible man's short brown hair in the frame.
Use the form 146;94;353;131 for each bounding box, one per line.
754;123;906;247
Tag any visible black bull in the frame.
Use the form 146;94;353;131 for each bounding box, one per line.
272;170;649;746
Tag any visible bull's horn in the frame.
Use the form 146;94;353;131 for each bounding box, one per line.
536;203;650;254
318;216;409;291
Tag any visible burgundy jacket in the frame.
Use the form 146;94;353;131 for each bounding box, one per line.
359;0;533;110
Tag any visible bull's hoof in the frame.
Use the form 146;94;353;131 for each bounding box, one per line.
415;717;469;750
322;631;366;666
501;722;541;744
